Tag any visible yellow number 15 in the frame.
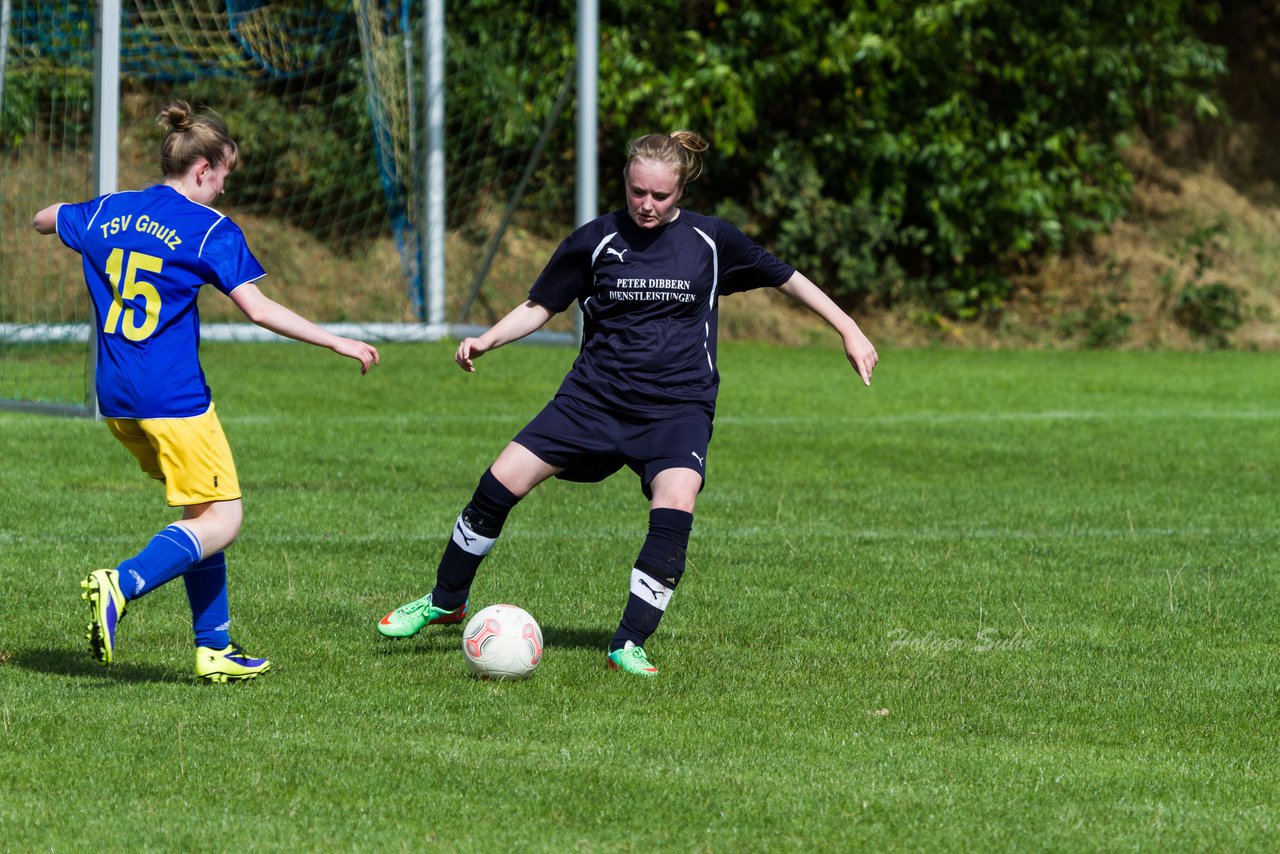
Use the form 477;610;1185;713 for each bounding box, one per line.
103;248;163;341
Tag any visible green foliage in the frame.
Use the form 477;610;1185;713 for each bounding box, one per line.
0;72;43;151
218;65;391;250
1160;219;1246;348
1080;296;1135;349
1174;282;1244;347
5;1;1227;310
594;0;1226;316
0;1;95;152
442;0;577;228
749;140;907;308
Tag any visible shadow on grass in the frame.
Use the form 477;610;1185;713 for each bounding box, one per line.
6;646;179;683
542;625;610;651
371;634;460;657
371;624;607;655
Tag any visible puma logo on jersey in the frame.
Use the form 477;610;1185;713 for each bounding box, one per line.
605;247;628;262
690;451;705;467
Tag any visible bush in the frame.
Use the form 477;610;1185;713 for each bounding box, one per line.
1174;282;1244;347
1158;219;1244;348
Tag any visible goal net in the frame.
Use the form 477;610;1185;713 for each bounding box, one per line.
0;0;576;415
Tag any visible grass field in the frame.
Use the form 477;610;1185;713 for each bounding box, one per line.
2;341;1279;851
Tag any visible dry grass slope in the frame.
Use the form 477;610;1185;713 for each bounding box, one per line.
876;138;1280;350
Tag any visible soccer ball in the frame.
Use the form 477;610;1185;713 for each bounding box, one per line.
461;604;543;680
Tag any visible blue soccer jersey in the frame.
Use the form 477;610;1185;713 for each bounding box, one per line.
528;209;795;416
56;185;265;418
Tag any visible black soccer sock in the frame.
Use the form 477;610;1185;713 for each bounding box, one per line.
431;468;519;611
611;508;694;652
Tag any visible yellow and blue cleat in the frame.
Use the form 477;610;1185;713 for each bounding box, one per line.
195;642;271;683
81;569;126;666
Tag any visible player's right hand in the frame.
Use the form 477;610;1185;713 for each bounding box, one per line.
337;339;380;374
455;337;488;372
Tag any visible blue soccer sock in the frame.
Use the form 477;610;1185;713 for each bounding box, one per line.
432;468;519;611
611;508;693;652
116;524;203;600
183;552;230;649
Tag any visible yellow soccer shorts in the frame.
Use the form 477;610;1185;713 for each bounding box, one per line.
106;403;242;507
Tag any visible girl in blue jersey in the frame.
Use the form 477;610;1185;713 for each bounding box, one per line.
378;130;876;676
33;100;380;682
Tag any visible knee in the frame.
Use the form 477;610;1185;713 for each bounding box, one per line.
651;489;698;514
221;516;243;545
217;502;243;543
491;444;558;497
648;468;702;513
184;499;243;549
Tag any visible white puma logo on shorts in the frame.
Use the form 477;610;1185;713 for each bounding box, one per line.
690;451;704;467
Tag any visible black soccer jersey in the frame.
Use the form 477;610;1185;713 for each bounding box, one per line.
529;209;795;416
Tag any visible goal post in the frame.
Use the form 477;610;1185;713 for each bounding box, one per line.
86;0;121;419
0;0;592;417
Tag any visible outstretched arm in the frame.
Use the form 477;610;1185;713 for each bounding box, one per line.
229;282;380;374
32;204;64;235
777;271;878;386
455;300;556;372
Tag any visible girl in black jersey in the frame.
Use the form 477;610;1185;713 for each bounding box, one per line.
378;131;877;676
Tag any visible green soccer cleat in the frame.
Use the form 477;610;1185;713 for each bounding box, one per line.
195;642;271;683
81;569;126;666
377;593;468;638
606;641;658;677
